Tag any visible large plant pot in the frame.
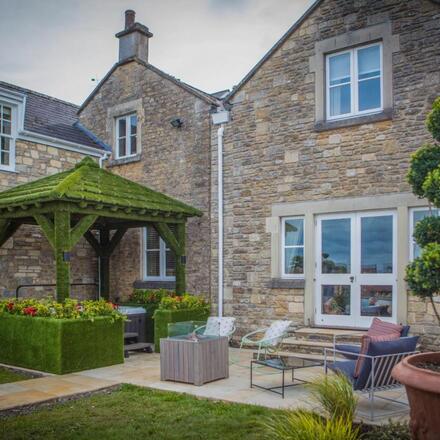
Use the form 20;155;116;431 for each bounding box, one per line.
392;352;440;440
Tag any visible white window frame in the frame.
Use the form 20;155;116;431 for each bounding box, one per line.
326;42;383;121
409;207;440;261
0;102;16;172
115;113;137;159
281;216;305;279
143;227;176;281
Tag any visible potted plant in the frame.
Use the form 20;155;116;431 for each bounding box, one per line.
392;97;440;440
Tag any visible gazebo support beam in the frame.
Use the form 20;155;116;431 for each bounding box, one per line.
54;211;71;302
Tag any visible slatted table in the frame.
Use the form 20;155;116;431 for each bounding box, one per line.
160;334;229;386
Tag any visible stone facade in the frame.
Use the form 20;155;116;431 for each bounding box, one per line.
213;0;440;347
79;60;214;301
0;140;97;299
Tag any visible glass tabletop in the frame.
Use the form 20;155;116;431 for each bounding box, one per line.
252;355;323;370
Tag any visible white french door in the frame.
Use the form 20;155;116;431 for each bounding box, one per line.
315;210;397;328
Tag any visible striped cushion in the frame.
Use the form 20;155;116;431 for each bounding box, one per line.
353;333;400;378
367;318;402;338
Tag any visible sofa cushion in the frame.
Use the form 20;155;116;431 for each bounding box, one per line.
335;344;360;360
367;318;402;338
354;336;419;390
354;333;400;378
327;360;356;384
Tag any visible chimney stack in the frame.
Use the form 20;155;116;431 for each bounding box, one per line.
116;10;153;64
125;10;135;29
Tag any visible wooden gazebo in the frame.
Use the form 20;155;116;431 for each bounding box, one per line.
0;157;202;301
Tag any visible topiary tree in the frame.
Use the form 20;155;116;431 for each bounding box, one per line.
406;98;440;324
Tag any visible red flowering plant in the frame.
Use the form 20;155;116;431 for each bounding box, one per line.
0;298;125;322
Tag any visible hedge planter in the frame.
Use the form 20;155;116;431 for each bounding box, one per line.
154;309;209;352
392;352;440;440
0;314;124;374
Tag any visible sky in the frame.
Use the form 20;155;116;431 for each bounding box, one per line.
0;0;313;105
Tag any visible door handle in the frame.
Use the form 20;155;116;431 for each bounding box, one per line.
349;276;355;283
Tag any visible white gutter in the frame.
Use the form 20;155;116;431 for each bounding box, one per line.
99;151;111;168
18;130;104;158
212;109;230;318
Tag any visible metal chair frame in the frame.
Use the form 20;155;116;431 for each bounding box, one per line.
324;347;418;420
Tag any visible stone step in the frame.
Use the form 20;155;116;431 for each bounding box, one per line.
291;327;366;343
282;337;335;355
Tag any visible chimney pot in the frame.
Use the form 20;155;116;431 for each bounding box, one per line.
125;10;135;29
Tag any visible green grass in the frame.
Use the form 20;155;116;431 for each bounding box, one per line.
0;384;281;440
0;367;29;384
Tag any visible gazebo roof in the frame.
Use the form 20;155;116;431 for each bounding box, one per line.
0;157;202;218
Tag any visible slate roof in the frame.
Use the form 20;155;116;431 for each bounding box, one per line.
0;157;202;217
0;81;108;151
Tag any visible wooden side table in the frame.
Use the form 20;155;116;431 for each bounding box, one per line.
160;335;229;386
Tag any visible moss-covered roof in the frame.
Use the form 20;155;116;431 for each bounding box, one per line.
0;157;202;217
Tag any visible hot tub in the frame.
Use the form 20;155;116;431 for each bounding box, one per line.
118;306;147;342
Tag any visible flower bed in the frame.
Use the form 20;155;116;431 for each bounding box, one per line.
153;294;210;352
0;299;124;374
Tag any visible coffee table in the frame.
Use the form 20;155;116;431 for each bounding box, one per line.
250;355;324;398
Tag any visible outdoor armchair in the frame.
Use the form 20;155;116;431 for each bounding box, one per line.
325;335;419;420
240;320;292;360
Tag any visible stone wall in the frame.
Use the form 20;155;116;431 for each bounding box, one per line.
214;0;440;343
79;60;213;301
0;140;97;300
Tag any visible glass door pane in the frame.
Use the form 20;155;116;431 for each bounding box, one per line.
322;285;351;315
321;218;351;273
361;215;393;273
360;285;392;317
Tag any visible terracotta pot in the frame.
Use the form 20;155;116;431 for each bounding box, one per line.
392;352;440;440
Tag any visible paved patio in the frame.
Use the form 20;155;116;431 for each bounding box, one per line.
0;348;409;423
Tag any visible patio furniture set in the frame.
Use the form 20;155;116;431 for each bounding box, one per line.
159;316;418;419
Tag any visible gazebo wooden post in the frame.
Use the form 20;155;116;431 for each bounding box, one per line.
99;228;110;300
54;210;71;302
175;221;186;295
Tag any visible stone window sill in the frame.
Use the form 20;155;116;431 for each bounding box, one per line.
108;154;142;167
268;278;305;289
133;280;176;290
314;109;393;132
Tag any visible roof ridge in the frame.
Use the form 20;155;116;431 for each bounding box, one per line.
0;80;80;108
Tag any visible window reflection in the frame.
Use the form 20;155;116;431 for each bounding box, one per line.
322;285;351;315
321;218;351;273
361;285;392;317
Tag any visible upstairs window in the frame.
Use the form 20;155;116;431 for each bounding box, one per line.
115;114;137;159
326;43;382;120
144;226;176;281
0;104;14;171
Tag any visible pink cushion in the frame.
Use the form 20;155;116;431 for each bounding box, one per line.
367;318;402;338
353;333;400;378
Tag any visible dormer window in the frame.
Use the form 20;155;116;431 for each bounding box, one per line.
326;43;383;120
0;103;15;171
115;113;137;159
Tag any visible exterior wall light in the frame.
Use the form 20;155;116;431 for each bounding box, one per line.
170;118;183;128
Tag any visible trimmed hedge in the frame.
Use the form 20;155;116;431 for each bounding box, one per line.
0;314;124;374
153;309;209;352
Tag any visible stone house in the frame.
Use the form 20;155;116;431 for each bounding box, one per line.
215;0;440;349
1;1;440;349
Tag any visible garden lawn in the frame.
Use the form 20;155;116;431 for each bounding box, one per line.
0;384;281;440
0;367;29;385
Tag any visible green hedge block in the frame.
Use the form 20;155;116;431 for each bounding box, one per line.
153;309;210;352
0;315;124;374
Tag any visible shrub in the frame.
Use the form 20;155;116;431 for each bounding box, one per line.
362;420;411;440
263;410;360;440
308;374;358;422
427;96;440;142
129;289;174;307
158;293;210;313
413;215;440;248
407;143;440;198
0;298;124;322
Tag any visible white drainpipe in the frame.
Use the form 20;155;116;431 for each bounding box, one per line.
217;124;224;318
99;151;110;168
212;109;230;317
